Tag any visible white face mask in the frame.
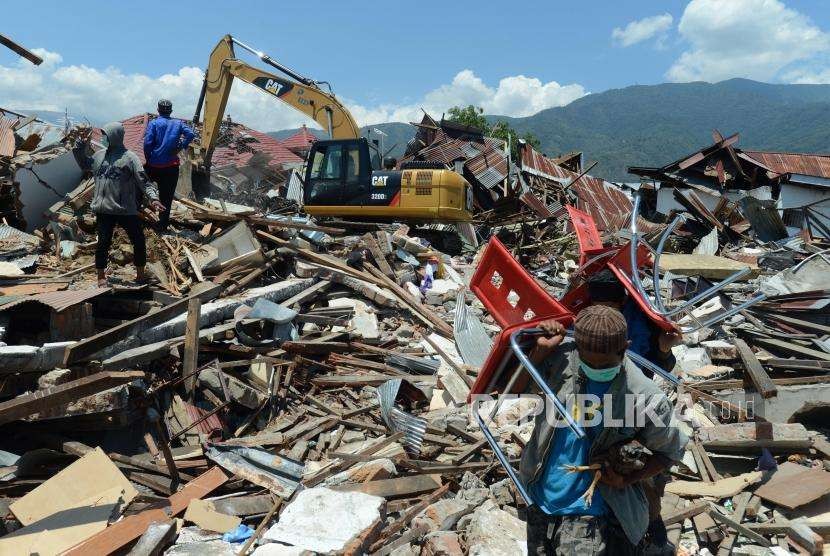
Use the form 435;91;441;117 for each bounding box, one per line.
100;134;109;148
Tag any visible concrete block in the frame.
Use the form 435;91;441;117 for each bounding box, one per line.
422;531;463;556
425;280;462;306
263;488;385;554
465;501;527;555
672;345;712;373
701;339;738;360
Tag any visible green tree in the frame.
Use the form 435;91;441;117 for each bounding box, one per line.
446;105;541;160
446;105;489;132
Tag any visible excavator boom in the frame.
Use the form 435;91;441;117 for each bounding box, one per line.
192;34;360;168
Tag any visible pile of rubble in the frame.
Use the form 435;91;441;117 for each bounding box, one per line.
0;105;827;556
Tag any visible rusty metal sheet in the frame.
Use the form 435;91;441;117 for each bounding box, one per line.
745;150;830;180
755;461;830;509
0;287;108;313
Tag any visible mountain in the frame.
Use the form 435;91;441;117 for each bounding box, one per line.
274;78;830;182
268;122;414;160
491;78;830;181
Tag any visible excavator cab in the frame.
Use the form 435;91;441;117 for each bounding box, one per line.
304;138;372;206
303;138;473;223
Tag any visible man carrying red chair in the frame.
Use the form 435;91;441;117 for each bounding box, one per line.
519;307;687;555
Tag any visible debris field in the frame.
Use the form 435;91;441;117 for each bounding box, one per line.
0;101;828;556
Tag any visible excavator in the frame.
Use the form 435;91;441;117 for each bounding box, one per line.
190;35;473;225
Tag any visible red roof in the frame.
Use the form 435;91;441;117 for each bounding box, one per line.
281;124;318;153
743;150;830;180
110;113;303;169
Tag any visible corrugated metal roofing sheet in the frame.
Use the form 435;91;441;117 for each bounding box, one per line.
744;151;830;180
0;287;109;313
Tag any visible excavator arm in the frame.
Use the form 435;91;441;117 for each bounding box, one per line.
192;34;360;169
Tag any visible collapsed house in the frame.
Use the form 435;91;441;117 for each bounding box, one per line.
400;113;636;234
630;132;830;239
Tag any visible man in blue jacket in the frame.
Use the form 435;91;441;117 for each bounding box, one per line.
143;99;194;232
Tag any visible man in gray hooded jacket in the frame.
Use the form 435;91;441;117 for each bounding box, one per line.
74;123;163;287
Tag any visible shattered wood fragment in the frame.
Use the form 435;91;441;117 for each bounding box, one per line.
63;466;229;556
715;491;751;555
368;483;451;553
363;233;396;278
734;338;777;398
182;297;202;399
0;370;143;425
707;504;770;547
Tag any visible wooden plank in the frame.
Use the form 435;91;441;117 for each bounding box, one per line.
694;436;721;481
63;466;229;556
183;298;202;400
363;233;396;279
331;474;442;498
697;422;812;453
182;246;205;282
751;337;830;362
0;371;143;425
734;338;777;399
694;375;830;391
63;284;221;364
666;471;763;499
0;33;43;65
693;511;723;544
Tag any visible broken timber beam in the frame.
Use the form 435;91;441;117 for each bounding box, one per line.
363;233;396;279
0;370;143;425
63;283;222;364
0;33;43;65
734;338;777;398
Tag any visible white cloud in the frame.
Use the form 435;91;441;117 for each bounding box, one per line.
667;0;830;82
612;14;674;47
0;51;585;131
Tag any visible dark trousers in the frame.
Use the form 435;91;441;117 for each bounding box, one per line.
96;213;146;270
526;506;640;555
147;165;180;231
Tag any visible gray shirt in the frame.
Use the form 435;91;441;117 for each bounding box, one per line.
518;339;688;545
73;122;158;216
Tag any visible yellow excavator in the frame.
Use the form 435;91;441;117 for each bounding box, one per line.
190;35;473;224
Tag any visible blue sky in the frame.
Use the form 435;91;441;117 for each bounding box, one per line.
3;0;830;130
